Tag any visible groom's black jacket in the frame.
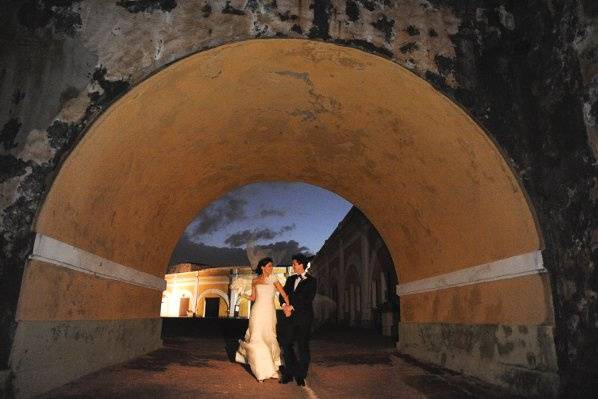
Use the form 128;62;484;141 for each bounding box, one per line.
280;274;317;320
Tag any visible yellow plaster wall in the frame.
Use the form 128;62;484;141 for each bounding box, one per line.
197;283;229;292
36;40;539;286
17;259;161;321
219;299;228;317
30;40;547;327
400;273;554;325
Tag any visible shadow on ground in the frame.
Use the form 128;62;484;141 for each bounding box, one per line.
37;319;528;399
162;316;247;362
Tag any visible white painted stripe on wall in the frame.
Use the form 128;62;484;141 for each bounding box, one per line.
396;251;545;296
31;234;167;291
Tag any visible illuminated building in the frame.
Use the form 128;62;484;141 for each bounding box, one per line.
161;265;291;319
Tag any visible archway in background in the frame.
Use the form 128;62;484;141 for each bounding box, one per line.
197;289;229;318
12;39;557;397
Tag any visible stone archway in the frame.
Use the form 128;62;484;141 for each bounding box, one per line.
197;289;230;317
12;39;556;397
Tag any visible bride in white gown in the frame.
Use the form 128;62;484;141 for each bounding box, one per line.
235;257;291;382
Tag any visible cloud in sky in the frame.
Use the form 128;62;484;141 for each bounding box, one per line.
261;240;311;256
168;240;247;270
245;239;312;267
186;194;289;243
187;194;248;239
168;237;311;270
170;182;353;270
224;224;296;247
258;208;286;218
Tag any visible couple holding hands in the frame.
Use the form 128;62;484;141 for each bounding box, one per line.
235;254;317;386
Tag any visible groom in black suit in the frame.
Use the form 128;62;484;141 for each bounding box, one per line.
279;253;317;386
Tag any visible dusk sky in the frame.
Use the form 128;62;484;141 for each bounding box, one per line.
169;182;353;267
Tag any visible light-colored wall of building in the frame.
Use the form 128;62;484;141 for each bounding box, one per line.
161;266;290;318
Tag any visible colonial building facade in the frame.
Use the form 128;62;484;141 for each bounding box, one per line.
161;264;290;319
162;207;399;337
309;207;399;336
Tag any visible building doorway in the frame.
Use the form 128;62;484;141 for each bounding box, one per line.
204;298;220;318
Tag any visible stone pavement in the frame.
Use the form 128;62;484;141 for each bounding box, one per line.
39;325;521;399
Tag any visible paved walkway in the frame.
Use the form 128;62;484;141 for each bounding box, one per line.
40;326;520;398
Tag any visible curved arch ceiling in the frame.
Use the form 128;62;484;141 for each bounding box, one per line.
36;39;540;283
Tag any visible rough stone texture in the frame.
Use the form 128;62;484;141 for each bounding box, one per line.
398;322;560;397
438;3;597;396
0;0;596;396
8;318;162;398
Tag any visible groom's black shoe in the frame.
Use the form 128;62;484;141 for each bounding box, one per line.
279;374;293;384
295;377;305;386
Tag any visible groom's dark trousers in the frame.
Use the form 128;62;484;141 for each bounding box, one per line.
279;274;317;380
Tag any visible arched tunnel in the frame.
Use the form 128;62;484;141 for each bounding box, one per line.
0;2;596;399
12;39;556;397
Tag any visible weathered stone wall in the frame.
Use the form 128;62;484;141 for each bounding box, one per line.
10;318;162;398
399;323;559;397
1;0;595;396
438;2;597;396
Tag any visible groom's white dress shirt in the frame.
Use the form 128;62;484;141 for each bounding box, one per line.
293;272;307;291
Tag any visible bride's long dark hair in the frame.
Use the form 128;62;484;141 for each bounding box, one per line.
256;257;273;275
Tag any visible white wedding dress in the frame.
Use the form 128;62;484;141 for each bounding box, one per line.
235;274;282;381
